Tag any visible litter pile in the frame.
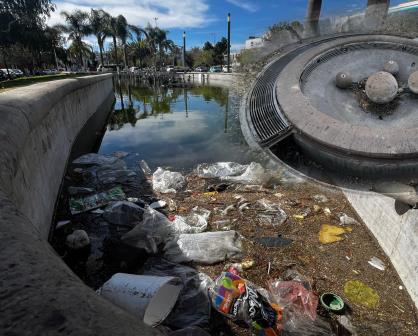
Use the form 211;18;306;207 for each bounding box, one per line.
51;153;417;336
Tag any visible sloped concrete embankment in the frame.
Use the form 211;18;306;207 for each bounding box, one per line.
344;189;418;307
0;74;159;336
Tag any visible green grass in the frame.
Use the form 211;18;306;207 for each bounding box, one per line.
0;73;88;91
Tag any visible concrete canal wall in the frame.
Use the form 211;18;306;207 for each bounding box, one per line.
343;190;418;306
186;72;244;87
0;74;159;335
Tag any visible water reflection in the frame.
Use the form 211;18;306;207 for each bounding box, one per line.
99;79;261;170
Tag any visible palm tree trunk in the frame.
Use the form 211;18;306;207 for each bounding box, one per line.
123;44;128;69
98;40;104;65
113;35;119;66
76;37;83;70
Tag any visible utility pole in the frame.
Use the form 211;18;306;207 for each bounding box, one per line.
227;13;231;73
182;31;186;67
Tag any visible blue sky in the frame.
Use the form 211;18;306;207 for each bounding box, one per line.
48;0;409;51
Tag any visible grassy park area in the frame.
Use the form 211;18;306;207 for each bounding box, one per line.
0;73;86;92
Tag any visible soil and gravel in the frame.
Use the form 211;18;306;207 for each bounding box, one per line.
51;155;418;336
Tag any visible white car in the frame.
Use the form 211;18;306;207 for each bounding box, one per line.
0;69;16;78
129;66;140;73
12;69;24;77
166;65;175;73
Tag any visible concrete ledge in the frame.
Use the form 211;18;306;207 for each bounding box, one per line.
0;75;159;335
343;189;418;306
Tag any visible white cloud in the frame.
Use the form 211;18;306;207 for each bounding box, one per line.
225;0;258;12
48;0;213;29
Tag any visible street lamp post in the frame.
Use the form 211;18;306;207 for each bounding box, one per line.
182;31;186;67
227;13;231;73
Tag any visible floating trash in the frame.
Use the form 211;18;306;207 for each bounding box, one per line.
344;280;380;309
319;224;352;244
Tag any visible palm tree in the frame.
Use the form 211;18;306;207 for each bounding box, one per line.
145;24;159;68
44;26;64;69
89;9;110;66
145;25;171;68
128;25;148;67
67;40;92;67
56;10;90;68
108;15;128;70
128;39;150;67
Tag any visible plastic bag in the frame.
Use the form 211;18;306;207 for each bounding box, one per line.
103;201;144;226
221;162;267;185
164;231;243;265
69;186;126;214
121;207;176;253
257;199;287;228
153;167;187;193
267;275;334;335
281;309;334;335
196;162;248;178
171;207;210;234
97;169;138;184
141;257;211;329
209;272;281;335
268;280;318;320
122;207;210;253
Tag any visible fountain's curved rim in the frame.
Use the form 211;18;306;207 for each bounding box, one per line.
276;35;418;159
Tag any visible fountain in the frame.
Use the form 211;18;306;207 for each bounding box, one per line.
244;34;418;178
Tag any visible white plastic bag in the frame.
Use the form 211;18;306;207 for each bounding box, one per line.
221;162;267;185
196;162;248;178
122;207;210;253
153;167;186;193
171;207;211;234
164;231;243;265
257;198;287;227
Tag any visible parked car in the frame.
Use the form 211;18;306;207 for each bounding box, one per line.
0;69;16;79
166;65;175;73
209;65;222;73
129;66;140;73
11;69;24;77
195;66;208;72
97;64;122;72
222;65;229;73
43;69;58;75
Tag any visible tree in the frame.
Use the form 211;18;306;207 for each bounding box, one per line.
108;15;128;69
89;9;110;66
213;37;228;65
145;24;171;68
128;39;150;67
1;0;55;77
44;26;64;69
268;21;302;42
67;39;92;66
190;47;213;67
203;41;214;51
57;10;90;68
